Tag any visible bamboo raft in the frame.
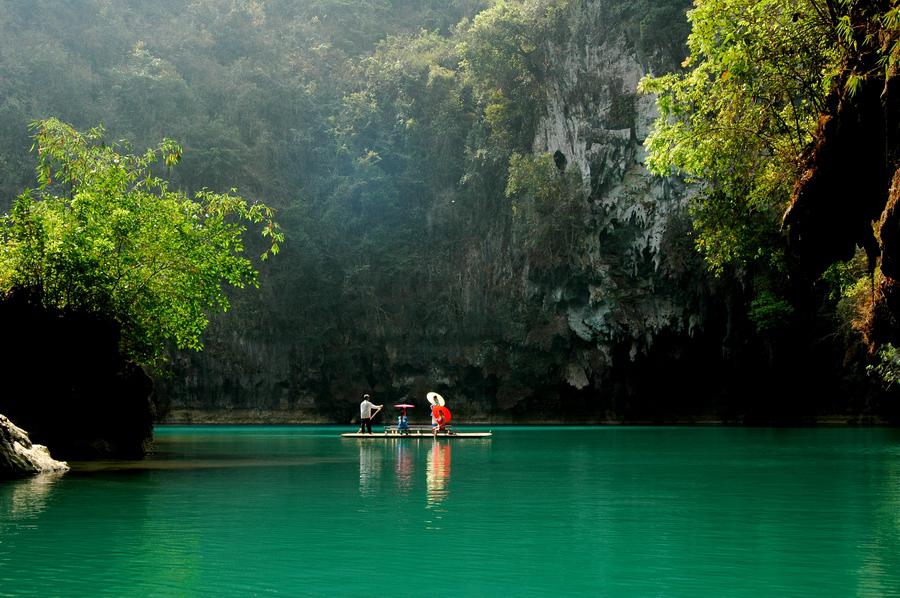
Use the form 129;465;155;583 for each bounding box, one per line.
342;425;492;439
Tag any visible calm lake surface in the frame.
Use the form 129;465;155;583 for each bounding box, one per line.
2;426;900;596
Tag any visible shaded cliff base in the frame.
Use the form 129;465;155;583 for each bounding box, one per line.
159;409;895;426
158;283;900;428
163;409;334;425
158;336;900;426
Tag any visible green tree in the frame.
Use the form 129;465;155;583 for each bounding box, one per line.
638;0;838;274
0;119;282;364
506;152;588;273
639;0;900;401
461;0;569;155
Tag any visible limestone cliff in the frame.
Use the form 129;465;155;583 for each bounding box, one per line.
528;4;697;374
159;0;717;423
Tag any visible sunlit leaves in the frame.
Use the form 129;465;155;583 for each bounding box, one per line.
0;119;283;364
640;0;900;276
639;0;839;274
868;343;900;388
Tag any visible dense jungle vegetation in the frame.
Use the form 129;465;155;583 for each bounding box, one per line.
0;0;898;436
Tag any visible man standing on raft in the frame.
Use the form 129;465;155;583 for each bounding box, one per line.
359;394;382;434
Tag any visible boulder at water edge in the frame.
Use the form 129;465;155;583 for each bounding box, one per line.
0;413;69;478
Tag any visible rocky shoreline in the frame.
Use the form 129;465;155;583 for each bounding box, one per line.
0;414;69;478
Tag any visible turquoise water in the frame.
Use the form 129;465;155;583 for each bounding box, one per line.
1;426;900;597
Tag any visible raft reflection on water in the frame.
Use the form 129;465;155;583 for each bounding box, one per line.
426;442;451;507
395;442;413;493
356;440;452;506
358;443;382;496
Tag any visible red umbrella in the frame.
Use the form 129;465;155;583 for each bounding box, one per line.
431;405;452;423
394;404;415;409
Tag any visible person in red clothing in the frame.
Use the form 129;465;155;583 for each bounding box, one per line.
432;406;446;436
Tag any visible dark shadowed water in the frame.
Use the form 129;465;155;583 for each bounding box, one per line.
1;426;899;596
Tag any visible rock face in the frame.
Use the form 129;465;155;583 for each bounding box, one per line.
872;170;900;346
783;0;900;348
527;2;698;372
0;414;69;478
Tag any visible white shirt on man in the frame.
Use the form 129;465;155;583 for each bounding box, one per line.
360;400;380;419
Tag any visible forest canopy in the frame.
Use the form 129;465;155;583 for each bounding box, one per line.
0;0;897;422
